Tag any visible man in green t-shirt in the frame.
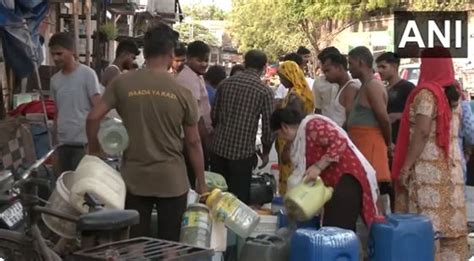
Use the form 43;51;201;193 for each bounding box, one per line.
86;24;208;241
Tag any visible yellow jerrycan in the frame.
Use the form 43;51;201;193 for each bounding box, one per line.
284;177;333;221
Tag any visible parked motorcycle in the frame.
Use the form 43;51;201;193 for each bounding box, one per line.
0;170;23;230
0;155;55;232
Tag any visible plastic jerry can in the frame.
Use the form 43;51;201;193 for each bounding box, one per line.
284;177;333;221
290;227;359;261
368;214;434;261
240;234;289;261
205;189;260;239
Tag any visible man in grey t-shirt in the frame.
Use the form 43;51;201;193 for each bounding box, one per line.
49;32;101;174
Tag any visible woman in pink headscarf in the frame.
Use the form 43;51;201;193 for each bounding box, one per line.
392;48;467;260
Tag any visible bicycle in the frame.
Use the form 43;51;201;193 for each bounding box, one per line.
0;146;140;260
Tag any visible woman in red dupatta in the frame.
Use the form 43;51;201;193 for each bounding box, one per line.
271;108;379;231
391;47;468;261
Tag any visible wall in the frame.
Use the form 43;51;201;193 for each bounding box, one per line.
329;15;393;55
330;10;474;63
330;10;474;90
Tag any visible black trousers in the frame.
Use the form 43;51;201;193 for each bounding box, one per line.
323;175;362;232
57;144;86;174
467;154;474;186
125;192;187;241
210;153;257;204
378;181;394;213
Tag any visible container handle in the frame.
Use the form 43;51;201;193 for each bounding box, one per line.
248;238;271;245
302;176;317;187
257;234;283;243
198;192;211;204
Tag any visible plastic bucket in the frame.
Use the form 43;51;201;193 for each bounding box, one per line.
70;155;126;214
42;171;81;239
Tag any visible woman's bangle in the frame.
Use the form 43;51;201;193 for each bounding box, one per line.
313;162;323;171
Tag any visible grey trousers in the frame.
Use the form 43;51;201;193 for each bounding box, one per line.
56;144;86;175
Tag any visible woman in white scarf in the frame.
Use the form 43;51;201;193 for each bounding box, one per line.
271;108;379;229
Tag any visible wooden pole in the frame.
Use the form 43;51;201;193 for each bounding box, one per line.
72;0;80;57
94;0;106;75
108;13;117;62
44;9;52;65
85;0;92;65
0;46;5;119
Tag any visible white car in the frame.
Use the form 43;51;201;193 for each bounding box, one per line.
399;64;420;86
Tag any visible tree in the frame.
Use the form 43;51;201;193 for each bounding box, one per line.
229;0;310;61
229;0;470;60
174;22;219;46
409;0;468;11
230;0;398;59
182;4;227;21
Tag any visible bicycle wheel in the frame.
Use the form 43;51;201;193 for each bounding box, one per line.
0;229;42;260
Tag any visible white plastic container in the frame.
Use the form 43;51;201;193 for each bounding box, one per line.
206;189;260;239
250;215;278;237
69;155;126;214
468;233;474;257
180;203;212;248
187;189;199;206
98;117;129;155
210;219;227;252
42;171;81;239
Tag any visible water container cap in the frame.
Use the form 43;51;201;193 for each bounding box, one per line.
205;188;222;207
271;164;279;170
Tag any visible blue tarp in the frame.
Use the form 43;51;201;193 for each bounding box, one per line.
0;0;48;78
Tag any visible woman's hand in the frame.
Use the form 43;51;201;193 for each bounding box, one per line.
399;165;412;188
304;165;322;184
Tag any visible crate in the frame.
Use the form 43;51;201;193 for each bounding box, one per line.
73;237;214;261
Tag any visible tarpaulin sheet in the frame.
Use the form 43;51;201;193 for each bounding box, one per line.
0;0;48;78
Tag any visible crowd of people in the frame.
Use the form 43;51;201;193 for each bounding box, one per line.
46;22;472;260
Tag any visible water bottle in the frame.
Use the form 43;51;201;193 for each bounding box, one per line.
180;203;212;248
98;118;129;155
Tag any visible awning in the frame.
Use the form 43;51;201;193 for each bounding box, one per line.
0;0;48;78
